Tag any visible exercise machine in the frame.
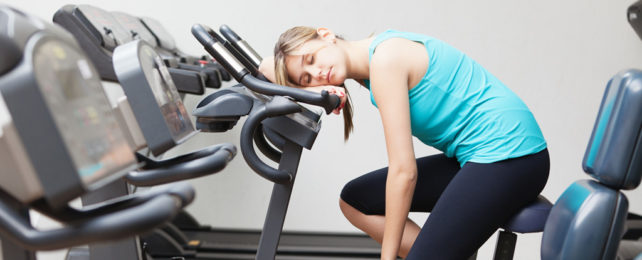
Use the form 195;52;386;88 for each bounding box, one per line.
134;24;360;260
0;5;195;259
52;4;227;95
138;16;231;82
64;38;237;260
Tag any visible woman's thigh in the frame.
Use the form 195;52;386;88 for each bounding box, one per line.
406;149;550;260
340;153;461;215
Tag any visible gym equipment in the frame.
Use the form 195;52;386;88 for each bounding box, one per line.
52;4;224;95
113;39;197;156
218;24;261;75
539;68;642;259
0;5;195;259
110;11;225;89
130;24;348;260
66;39;237;260
139;16;231;82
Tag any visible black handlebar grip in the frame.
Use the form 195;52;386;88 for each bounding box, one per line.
219;24;242;41
191;24;250;83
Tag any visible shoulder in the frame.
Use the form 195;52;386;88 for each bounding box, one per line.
370;38;412;69
370;37;427;78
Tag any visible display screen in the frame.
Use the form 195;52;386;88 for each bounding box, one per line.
33;40;135;185
77;5;132;49
139;45;194;141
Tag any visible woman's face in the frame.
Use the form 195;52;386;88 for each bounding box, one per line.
284;38;347;88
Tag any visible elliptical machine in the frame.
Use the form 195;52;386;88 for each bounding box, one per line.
0;5;197;259
135;24;344;260
52;4;229;95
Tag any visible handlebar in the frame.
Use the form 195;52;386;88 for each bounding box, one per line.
0;182;193;251
125;143;236;186
219;24;262;69
240;96;302;183
253;126;282;163
191;24;341;115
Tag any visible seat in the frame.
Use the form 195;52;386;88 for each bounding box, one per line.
502;195;552;233
486;195;553;260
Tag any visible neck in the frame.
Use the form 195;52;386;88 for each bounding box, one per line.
339;37;373;80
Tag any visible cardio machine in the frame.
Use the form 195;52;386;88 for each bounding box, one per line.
137;15;231;82
0;4;238;260
64;38;237;260
52;4;228;95
0;5;196;259
136;24;354;260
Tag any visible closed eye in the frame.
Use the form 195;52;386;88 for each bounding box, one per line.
303;73;311;85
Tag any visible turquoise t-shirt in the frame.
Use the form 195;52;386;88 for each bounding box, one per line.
364;30;546;166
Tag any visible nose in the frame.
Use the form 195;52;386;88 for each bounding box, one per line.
306;65;324;83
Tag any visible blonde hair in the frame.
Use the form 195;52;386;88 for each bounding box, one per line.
274;26;354;141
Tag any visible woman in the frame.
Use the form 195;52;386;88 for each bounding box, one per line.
259;27;549;260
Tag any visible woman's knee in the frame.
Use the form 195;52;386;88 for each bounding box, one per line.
338;198;360;219
339;177;384;215
339;179;365;213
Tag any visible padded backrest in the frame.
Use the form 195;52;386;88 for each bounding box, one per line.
541;180;628;260
582;69;642;190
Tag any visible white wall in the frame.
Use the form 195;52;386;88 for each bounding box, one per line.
4;0;642;259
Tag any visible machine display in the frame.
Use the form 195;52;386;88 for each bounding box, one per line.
113;40;195;155
33;39;134;184
140;45;194;140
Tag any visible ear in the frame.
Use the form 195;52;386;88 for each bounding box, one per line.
316;27;336;43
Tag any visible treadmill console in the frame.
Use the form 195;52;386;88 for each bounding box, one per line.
32;39;135;184
113;40;195;156
0;6;137;208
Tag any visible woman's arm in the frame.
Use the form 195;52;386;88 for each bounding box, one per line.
370;39;419;260
258;56;276;82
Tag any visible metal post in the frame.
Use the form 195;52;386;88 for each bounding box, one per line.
255;140;302;260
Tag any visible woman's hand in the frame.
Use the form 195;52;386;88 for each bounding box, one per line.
305;85;346;115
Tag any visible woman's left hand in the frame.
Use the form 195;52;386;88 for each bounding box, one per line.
302;85;347;115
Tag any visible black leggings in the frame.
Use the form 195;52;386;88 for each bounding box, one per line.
340;149;549;260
